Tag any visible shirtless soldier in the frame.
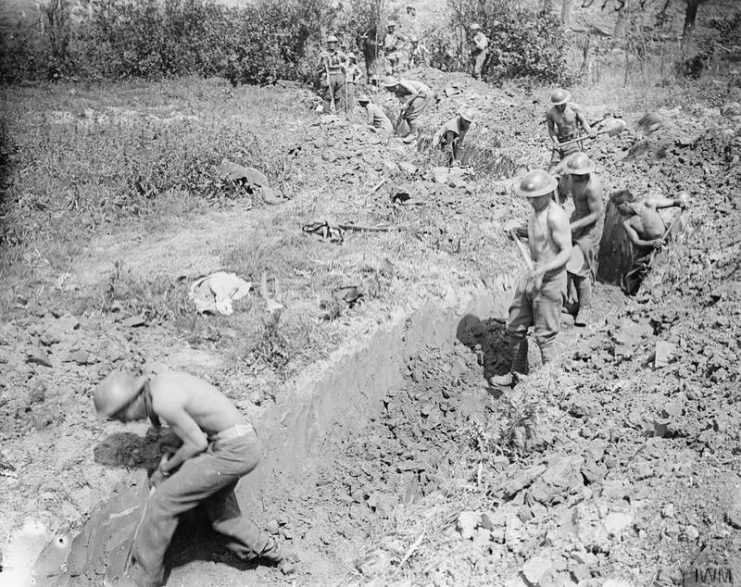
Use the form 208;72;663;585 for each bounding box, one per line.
558;152;604;326
94;371;289;586
381;75;432;139
357;94;394;133
613;189;689;295
433;109;474;166
546;89;593;169
489;170;572;388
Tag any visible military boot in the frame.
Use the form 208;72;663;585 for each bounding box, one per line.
488;340;528;388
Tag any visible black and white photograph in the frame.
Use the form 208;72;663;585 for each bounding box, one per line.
0;0;739;584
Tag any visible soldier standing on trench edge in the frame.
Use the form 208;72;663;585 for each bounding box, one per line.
489;169;572;389
317;35;347;112
93;370;294;586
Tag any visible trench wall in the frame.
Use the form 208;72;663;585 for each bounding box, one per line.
35;277;512;585
247;277;511;490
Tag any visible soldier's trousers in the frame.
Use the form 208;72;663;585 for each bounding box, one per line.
471;49;488;79
326;72;346;111
505;270;566;366
127;428;279;587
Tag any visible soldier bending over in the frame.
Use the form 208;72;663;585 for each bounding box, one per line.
94;371;290;586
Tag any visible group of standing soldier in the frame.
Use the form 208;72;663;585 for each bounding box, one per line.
316;19;491;115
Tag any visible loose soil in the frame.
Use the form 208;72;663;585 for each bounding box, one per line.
1;46;741;587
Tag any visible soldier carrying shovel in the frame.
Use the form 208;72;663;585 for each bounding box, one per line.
381;75;432;141
489;169;572;390
546;88;593;169
317;35;347;113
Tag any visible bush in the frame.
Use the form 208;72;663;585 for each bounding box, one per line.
1;0;336;85
428;0;571;84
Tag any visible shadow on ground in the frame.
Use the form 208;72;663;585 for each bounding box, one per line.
93;429;163;469
456;314;510;380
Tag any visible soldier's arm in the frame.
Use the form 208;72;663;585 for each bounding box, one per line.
622;218;657;248
570;184;603;232
574;105;593;135
653;196;685;209
154;400;208;474
546;112;558;142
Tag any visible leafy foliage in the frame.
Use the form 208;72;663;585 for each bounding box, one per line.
1;0;337;84
427;0;571;84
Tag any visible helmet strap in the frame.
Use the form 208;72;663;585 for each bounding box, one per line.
143;380;161;428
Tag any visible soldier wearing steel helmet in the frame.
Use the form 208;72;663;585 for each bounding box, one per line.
381;75;432;139
469;23;489;80
357;94;394;133
556;152;604;326
383;21;406;75
612;189;690;295
344;52;363;110
545;88;593;168
317;35;347;111
409;35;430;67
433;109;475;166
489;170;572;389
93;370;291;585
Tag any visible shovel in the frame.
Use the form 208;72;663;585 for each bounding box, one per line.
505;224;534;272
556;119;627;149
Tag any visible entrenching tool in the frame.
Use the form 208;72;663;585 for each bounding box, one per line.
556;119;627;149
505;226;534;272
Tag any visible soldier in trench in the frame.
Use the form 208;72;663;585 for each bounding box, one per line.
556;152;604;327
433;109;475;166
612;189;689;295
545;88;593;169
93;371;292;586
358;94;395;133
489;169;572;389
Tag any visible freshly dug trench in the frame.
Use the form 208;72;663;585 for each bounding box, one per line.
34;287;511;585
597;198;685;292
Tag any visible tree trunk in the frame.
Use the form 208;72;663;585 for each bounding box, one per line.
614;0;629;40
682;0;699;50
561;0;572;25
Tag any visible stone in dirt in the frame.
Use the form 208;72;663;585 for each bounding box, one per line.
457;511;480;539
528;456;585;505
27;349;53;368
654;340;676;368
603;511;633;536
725;507;741;529
521;555;553;584
503;464;547;498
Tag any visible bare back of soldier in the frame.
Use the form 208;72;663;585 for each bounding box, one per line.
150;371;244;438
625;201;669;241
528;200;568;276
